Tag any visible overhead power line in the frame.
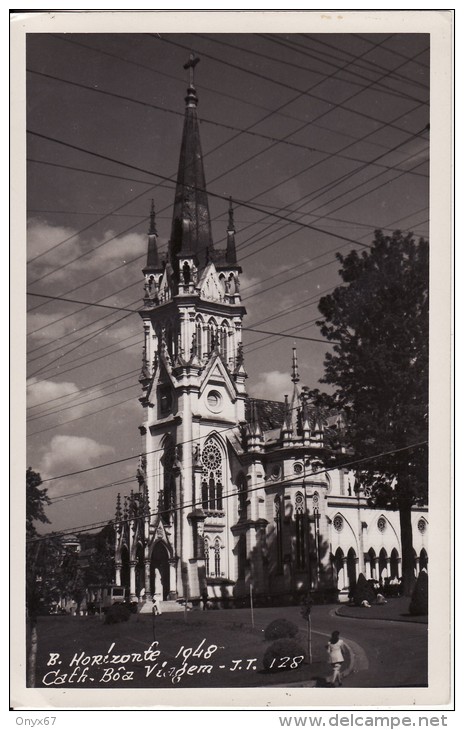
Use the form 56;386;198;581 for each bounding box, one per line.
27;68;427;180
157;35;428;139
28;439;428;542
26;129;382;252
26;291;332;345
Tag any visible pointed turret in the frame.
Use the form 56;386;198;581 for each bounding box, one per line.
247;398;264;452
289;347;301;436
143;199;161;274
169;54;213;271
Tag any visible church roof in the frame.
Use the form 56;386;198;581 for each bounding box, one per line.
245;398;286;432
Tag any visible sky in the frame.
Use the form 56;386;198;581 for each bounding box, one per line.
25;30;430;534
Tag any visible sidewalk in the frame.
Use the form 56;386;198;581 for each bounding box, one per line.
335;596;428;624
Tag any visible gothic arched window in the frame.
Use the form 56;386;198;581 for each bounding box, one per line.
195;316;204;360
201;439;224;511
206;318;217;354
295;491;306;570
237;472;247;520
204;538;210;576
219;320;229;361
214;537;222;577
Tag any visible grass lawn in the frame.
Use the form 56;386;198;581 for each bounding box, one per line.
337;596;428;624
31;608;329;689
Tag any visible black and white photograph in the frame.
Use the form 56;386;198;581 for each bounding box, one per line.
12;10;452;710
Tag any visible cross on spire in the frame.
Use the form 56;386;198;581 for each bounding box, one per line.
183;53;200;87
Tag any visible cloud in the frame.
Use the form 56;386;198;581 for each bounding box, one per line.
27;377;80;409
27;220;146;286
39;434;114;479
27;377;108;428
248;370;291;401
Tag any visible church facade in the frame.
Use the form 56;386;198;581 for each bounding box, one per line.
114;61;428;607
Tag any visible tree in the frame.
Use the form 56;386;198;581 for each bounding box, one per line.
85;523;116;586
26;467;50;539
26;468;56;686
311;231;428;596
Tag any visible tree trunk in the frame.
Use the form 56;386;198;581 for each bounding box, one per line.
27;615;38;688
399;502;416;597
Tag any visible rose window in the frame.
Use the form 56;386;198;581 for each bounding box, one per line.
333;515;343;532
377;517;386;533
201;441;222;474
417;518;427;534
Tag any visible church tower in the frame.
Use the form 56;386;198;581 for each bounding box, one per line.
113;58;429;610
116;56;247;604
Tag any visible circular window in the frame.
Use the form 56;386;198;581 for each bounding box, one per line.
333;515;343;532
377;517;387;533
294;462;303;475
418;518;427;534
206;390;222;413
201;442;222;471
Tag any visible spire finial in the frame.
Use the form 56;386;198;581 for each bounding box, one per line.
291;346;300;384
183;53;200;88
228;196;235;232
149;198;157;235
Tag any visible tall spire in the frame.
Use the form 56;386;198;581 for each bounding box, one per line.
169;54;213;269
144;198;161;273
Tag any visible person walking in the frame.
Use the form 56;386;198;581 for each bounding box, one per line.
326;630;346;687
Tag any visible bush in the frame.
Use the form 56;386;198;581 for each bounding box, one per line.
263;639;306;672
104;602;131;625
409;570;428;616
352;573;376;607
264;618;299;641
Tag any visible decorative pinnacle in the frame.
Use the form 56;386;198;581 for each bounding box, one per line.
291;346;300;384
183;53;200;88
228;196;235;232
149;199;157;235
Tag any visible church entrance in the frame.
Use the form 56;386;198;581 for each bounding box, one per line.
150;542;170;600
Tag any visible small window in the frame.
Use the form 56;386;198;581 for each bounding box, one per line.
206;390;222;413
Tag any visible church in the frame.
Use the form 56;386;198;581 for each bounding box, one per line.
114;58;428;609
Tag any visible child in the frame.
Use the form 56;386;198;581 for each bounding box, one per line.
326;630;346;687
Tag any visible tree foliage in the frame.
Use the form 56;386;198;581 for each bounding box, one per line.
85;523;116;586
26;467;50;539
311;231;429;594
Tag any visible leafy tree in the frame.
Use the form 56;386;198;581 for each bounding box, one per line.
85;523;116;586
26;467;50;539
311;231;428;596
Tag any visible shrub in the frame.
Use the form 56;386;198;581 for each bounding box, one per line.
104;602;131;625
264;618;299;641
409;570;428;616
263;639;306;672
352;573;376;607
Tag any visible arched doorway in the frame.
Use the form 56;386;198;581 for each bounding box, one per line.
333;548;345;590
379;548;388;582
367;548;377;580
150;542;170;600
347;548;357;589
390;548;400;579
420;548;428;571
121;545;130;592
